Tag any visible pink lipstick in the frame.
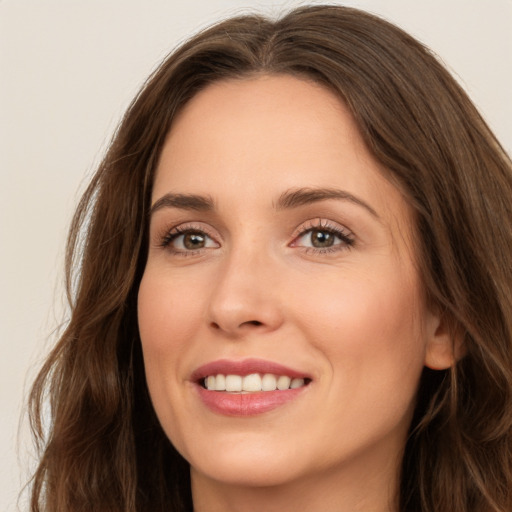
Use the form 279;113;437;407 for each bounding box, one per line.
191;358;311;416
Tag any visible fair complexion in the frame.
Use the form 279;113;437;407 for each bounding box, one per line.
137;75;454;512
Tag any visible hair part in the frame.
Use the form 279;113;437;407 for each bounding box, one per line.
29;5;512;511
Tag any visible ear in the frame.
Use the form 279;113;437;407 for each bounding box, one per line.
424;308;464;370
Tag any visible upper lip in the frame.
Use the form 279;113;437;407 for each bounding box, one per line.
191;358;312;382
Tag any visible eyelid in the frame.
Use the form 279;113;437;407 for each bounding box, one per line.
157;221;221;248
154;218;354;255
288;218;355;254
290;218;354;241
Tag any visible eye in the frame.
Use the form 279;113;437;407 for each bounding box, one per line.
302;229;338;248
291;221;354;253
161;226;219;254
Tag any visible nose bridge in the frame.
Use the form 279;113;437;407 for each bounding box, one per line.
206;235;283;336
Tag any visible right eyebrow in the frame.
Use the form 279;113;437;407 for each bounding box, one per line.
275;187;380;219
150;193;215;216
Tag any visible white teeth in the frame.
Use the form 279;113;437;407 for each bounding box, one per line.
290;378;305;389
225;375;242;392
242;373;262;392
261;373;277;391
214;374;226;391
204;373;307;392
276;375;291;390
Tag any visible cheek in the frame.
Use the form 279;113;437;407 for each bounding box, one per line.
296;264;427;385
137;270;201;428
300;268;427;446
137;270;203;358
137;271;201;448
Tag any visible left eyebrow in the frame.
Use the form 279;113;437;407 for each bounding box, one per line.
150;193;215;216
274;187;380;219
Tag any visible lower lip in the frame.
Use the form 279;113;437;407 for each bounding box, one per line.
195;385;308;416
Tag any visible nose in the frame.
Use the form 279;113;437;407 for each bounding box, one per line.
206;246;284;338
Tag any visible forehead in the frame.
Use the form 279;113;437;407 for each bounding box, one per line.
157;76;375;189
153;75;411;231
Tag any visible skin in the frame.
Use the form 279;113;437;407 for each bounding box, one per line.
137;75;454;512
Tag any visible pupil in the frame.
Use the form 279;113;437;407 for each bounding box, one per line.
311;230;334;248
184;232;205;249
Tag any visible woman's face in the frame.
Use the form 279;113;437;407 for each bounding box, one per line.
138;75;449;492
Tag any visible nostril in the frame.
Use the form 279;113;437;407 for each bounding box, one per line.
208;319;266;332
246;320;263;327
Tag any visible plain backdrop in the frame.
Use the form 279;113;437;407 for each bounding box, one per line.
1;0;511;510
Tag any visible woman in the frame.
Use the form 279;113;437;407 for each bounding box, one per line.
28;5;512;512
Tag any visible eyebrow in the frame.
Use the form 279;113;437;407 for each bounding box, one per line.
275;187;380;218
150;187;379;218
150;193;215;215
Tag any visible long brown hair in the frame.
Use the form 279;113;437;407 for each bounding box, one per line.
28;5;512;511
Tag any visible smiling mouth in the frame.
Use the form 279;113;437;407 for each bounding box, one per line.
201;373;311;392
193;360;312;415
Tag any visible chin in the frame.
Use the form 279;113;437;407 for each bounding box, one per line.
192;462;301;489
187;439;306;488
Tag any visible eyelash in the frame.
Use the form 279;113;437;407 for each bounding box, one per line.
291;219;355;254
158;219;354;257
159;224;218;257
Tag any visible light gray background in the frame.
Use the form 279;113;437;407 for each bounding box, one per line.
1;1;511;510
